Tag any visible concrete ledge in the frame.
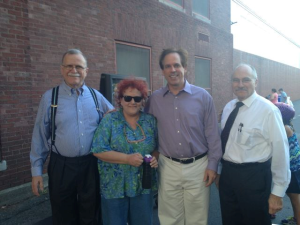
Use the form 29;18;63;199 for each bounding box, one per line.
0;174;48;207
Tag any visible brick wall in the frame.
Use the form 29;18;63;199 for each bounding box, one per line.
0;0;33;189
1;0;231;190
2;0;299;191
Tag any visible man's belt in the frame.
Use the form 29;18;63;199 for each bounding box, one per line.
221;158;271;167
165;152;207;164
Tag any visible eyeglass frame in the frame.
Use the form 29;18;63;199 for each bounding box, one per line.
61;64;87;71
231;77;256;84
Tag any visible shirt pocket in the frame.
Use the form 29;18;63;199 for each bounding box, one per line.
235;127;265;150
236;127;253;149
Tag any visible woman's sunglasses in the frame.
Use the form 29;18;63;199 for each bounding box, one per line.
123;96;143;103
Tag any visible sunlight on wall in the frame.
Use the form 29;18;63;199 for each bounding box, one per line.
231;1;300;68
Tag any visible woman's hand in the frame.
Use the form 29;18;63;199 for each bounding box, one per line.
150;156;158;168
127;153;143;167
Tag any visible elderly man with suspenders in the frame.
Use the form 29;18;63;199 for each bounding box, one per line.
30;49;113;224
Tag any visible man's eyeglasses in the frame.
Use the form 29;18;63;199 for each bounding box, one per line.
232;78;254;84
123;96;143;103
62;65;86;72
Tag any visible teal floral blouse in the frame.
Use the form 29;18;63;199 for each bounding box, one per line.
288;133;300;172
91;109;158;199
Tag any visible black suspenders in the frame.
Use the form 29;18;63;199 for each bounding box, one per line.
50;86;100;152
50;86;59;148
87;86;100;114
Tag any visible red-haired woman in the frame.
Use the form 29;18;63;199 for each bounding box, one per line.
91;77;158;225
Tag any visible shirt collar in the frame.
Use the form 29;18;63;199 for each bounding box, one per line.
61;81;86;95
162;80;192;97
117;108;145;123
236;91;258;108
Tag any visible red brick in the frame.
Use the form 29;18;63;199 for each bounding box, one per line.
8;9;22;17
9;19;23;26
10;57;24;62
1;33;16;38
9;48;24;53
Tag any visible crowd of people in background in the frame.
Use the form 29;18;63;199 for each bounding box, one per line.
30;49;300;225
265;87;300;225
267;87;294;108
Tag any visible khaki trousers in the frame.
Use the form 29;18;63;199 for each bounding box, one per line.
158;154;210;225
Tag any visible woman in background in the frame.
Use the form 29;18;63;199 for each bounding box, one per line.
275;103;300;225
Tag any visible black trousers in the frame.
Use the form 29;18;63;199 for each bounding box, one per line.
219;160;272;225
48;152;100;225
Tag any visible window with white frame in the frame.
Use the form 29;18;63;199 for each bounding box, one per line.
170;0;183;6
116;42;150;85
192;0;209;19
195;57;211;93
159;0;184;12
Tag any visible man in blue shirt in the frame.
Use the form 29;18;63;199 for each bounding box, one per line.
279;88;288;103
30;49;113;224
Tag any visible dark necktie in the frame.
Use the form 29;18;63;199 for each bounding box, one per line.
221;102;244;154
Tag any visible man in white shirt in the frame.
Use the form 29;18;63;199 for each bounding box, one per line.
216;64;291;225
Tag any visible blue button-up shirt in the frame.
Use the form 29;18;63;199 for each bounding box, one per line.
30;81;113;176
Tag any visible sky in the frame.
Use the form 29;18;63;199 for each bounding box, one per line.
231;0;300;68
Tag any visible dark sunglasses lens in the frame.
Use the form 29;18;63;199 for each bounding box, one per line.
123;96;143;102
133;97;142;102
123;96;132;102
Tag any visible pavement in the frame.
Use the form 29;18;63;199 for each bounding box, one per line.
0;178;295;225
1;99;299;225
0;175;51;225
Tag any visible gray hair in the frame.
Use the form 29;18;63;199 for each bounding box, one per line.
61;49;88;67
234;63;257;79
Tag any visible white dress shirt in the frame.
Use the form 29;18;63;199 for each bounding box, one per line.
220;91;290;197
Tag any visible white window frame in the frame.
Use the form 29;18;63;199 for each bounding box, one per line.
115;41;152;91
194;57;211;93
